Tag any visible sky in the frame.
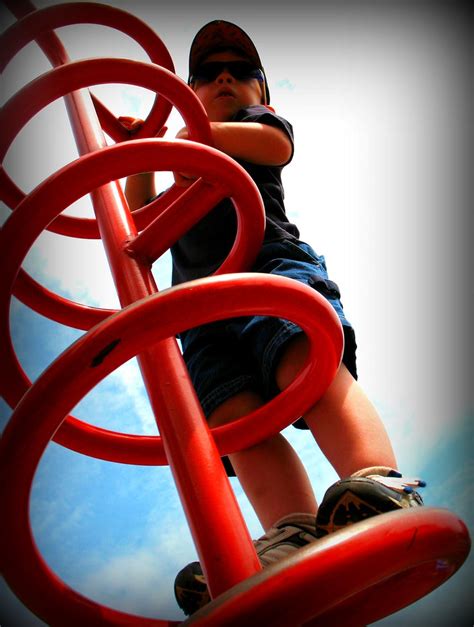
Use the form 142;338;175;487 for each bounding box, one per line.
0;0;472;625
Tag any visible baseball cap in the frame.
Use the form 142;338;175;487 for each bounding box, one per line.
188;20;270;103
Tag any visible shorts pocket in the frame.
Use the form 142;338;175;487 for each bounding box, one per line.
308;275;341;300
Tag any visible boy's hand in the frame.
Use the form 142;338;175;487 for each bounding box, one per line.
173;172;197;187
120;116;168;210
175;127;189;141
118;116;145;132
118;117;168;138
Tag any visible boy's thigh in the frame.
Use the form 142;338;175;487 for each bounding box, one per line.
207;389;265;427
246;238;357;389
180;239;357;422
180;314;301;419
180;320;260;419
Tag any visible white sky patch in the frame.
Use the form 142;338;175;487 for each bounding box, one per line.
70;366;151;433
8;299;83;384
284;427;338;487
88;358;157;434
67;489;197;620
24;233;120;308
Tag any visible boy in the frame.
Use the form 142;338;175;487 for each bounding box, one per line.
124;20;424;616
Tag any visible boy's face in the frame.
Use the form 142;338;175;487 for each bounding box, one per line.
191;51;264;122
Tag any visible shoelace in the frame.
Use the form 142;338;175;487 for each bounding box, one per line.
369;474;426;494
253;523;317;557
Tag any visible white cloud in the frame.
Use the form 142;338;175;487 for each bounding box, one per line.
78;547;182;619
72;505;196;620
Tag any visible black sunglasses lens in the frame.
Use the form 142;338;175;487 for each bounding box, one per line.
228;62;257;80
192;62;262;83
193;63;221;81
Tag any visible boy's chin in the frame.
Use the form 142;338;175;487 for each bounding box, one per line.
208;102;241;122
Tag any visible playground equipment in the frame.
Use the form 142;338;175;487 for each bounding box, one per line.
0;2;470;625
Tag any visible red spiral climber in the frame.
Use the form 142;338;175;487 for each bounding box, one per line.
0;3;470;626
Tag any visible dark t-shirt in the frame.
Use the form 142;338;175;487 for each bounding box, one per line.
171;105;300;284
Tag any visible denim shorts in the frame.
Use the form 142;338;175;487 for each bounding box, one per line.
180;239;358;430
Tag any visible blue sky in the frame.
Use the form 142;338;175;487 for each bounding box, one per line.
1;1;472;625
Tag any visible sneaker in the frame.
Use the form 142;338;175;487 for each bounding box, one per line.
173;561;210;617
174;513;317;616
315;466;425;538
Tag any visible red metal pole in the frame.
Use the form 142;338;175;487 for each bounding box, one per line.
2;0;260;598
62;95;262;592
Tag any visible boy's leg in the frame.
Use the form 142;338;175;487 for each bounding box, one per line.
175;389;320;616
208;389;317;531
275;333;424;537
275;333;397;476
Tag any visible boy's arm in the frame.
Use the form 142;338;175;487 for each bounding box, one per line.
176;121;292;167
124;172;156;211
118;117;157;210
210;121;292;166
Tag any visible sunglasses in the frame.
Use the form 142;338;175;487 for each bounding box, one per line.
189;61;265;84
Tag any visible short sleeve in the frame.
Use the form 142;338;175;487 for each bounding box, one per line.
233;105;294;165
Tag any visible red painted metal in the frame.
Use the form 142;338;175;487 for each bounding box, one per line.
0;2;470;626
13;270;114;330
0;272;343;461
1;1;262;610
0;273;343;626
0;57;213;234
0;137;267;425
126;178;228;266
183;508;470;626
0;54;219;351
0;1;175;141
